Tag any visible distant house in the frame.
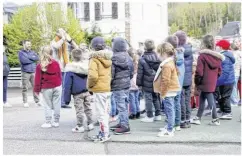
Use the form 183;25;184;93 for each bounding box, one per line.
3;2;19;24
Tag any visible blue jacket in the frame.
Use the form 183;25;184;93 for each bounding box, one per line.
18;49;39;73
182;44;193;86
111;37;134;91
217;51;235;86
63;61;89;104
176;48;185;91
3;53;10;77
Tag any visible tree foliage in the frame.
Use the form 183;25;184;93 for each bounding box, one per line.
4;3;85;67
168;2;241;38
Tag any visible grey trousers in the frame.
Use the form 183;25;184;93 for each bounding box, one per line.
41;86;62;123
73;92;93;127
21;72;39;103
181;85;192;122
143;91;161;117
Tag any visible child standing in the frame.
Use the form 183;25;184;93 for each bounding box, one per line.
63;48;94;133
191;35;225;125
154;42;180;137
87;37;113;142
34;46;62;128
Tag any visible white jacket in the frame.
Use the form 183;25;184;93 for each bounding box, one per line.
233;50;242;77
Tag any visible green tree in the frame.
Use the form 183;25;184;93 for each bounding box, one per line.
4;3;85;67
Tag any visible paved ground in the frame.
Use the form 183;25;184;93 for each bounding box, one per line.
3;88;242;155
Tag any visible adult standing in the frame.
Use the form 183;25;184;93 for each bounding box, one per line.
51;28;78;108
3;44;11;107
18;40;40;107
175;31;193;128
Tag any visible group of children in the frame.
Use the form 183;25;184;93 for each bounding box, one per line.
33;30;241;142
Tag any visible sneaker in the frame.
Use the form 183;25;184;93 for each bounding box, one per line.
3;103;12;108
220;113;232;120
36;102;42;106
114;126;131;135
157;129;174;137
209;118;220;126
41;122;52;128
154;115;162;121
190;117;201;125
129;114;136;120
110;124;121;131
91;131;111;143
87;124;94;131
23;103;29;108
180;122;186;128
72;126;85;133
159;125;168;131
174;126;181;131
141;116;154;123
61;105;72;109
186;122;191;128
136;112;140;119
52;122;59;128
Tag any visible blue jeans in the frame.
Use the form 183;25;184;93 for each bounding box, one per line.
110;93;117;117
129;90;140;115
174;93;181;126
112;89;129;127
163;96;175;132
231;76;239;105
61;72;66;106
3;76;8;103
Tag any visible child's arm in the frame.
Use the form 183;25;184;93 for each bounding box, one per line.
88;59;98;89
195;56;204;86
18;51;33;65
34;64;42;94
160;66;171;98
136;59;144;87
63;72;72;104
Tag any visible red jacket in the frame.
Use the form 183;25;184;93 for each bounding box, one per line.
195;49;225;92
34;60;62;93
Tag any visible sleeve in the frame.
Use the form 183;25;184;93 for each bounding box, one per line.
63;72;72;104
18;51;33;65
111;63;116;81
28;52;39;61
195;56;204;86
129;58;134;80
34;65;41;93
88;59;99;89
160;66;172;98
136;59;144;86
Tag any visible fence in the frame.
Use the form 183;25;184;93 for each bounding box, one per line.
8;67;22;88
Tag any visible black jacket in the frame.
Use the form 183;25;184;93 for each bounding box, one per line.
136;51;161;92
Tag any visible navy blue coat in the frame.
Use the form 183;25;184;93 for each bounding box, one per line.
136;51;161;92
18;49;39;73
111;37;134;91
217;51;235;86
63;61;89;104
182;44;193;86
3;53;10;77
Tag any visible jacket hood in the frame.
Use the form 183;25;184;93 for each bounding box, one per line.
112;52;129;69
143;51;161;69
222;51;236;64
90;50;112;68
112;37;128;52
64;61;88;75
199;49;224;69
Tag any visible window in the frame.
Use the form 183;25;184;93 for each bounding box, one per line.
112;2;118;19
95;2;101;21
84;2;90;21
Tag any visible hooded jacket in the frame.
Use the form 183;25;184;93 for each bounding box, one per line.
182;44;193;86
63;61;89;104
111;37;134;91
87;50;113;93
34;60;62;93
217;51;236;86
176;47;185;91
136;51;161;92
18;49;39;73
3;53;10;77
195;49;225;92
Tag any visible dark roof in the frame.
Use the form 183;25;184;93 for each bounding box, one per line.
217;21;240;37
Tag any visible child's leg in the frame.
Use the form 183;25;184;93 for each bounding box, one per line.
52;86;62;123
174;94;181;126
238;80;241;100
152;92;161;116
196;92;206;119
143;91;154;118
83;92;93;125
195;96;200;108
184;85;192;123
219;85;233;114
73;93;85;127
135;90;140;114
94;93;111;136
205;93;218;119
41;88;54;123
110;93;117;117
180;87;186;123
190;96;194;108
163;97;175;132
129;91;136;115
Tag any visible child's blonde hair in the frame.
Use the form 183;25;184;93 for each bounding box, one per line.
40;45;53;72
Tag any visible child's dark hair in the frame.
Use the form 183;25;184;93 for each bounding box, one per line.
72;48;84;62
202;35;215;50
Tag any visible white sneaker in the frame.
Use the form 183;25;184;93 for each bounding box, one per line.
36;102;42;106
159;125;168;131
3;103;12;108
190;116;201;125
23;103;29;108
209;118;220;126
157;129;174;137
41;123;52;128
72;126;85;133
52;122;59;128
141;116;154;123
174;126;181;131
154;115;162;121
88;124;94;131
